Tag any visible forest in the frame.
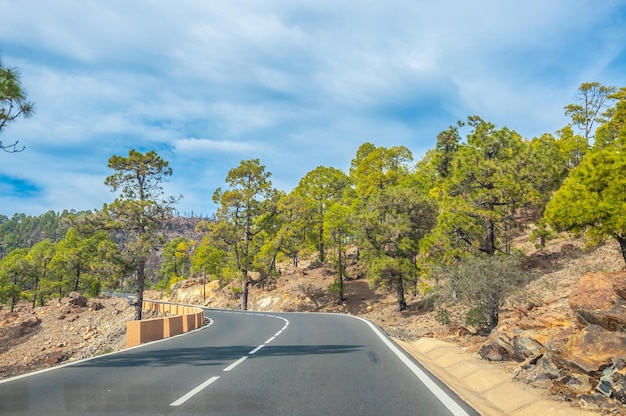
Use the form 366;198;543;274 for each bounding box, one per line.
1;82;625;332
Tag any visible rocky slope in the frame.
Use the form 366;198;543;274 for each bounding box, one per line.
0;293;135;379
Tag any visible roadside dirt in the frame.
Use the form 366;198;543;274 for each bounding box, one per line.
0;294;136;379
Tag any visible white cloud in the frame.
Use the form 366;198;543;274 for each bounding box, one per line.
1;0;625;216
174;138;261;154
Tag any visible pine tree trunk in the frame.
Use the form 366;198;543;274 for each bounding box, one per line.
395;275;407;311
239;274;249;311
489;309;499;331
32;276;39;309
618;236;626;265
134;260;145;320
318;225;325;263
484;218;496;255
337;238;344;304
73;264;81;292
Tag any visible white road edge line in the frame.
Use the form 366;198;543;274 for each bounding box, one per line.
223;356;248;372
170;376;220;407
265;336;276;344
355;316;471;416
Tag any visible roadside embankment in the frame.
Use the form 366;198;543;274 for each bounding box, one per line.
396;338;597;416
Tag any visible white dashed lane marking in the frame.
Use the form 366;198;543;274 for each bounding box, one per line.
223;356;248;372
170;311;289;407
170;376;220;407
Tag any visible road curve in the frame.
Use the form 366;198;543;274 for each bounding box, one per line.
0;308;478;415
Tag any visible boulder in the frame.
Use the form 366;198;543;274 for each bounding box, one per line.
569;272;618;311
494;332;514;357
609;370;626;404
556;373;594;395
552;324;626;374
594;360;626;404
44;351;66;366
569;271;626;331
88;301;104;311
68;292;88;308
576;306;626;332
512;335;545;361
479;342;508;361
537;355;561;380
481;330;546;362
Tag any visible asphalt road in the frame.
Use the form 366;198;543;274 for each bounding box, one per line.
0;308;479;415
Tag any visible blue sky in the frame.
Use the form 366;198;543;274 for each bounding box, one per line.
1;1;625;217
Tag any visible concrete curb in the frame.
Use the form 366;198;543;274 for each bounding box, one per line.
395;338;597;416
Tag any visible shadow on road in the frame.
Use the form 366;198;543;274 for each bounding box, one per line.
71;344;363;369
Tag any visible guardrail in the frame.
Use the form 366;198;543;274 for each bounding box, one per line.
125;301;206;348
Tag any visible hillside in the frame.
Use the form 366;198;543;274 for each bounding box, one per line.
164;235;626;411
0;293;134;379
1;235;625;412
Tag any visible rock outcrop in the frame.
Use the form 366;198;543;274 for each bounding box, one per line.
570;271;626;331
481;270;626;408
68;292;88;308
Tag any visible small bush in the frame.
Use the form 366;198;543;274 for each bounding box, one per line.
230;285;242;298
465;306;488;327
444;253;537;331
328;281;341;294
435;306;451;326
416;292;439;311
89;280;101;298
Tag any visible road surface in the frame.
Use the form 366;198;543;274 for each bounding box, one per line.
0;308;478;415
